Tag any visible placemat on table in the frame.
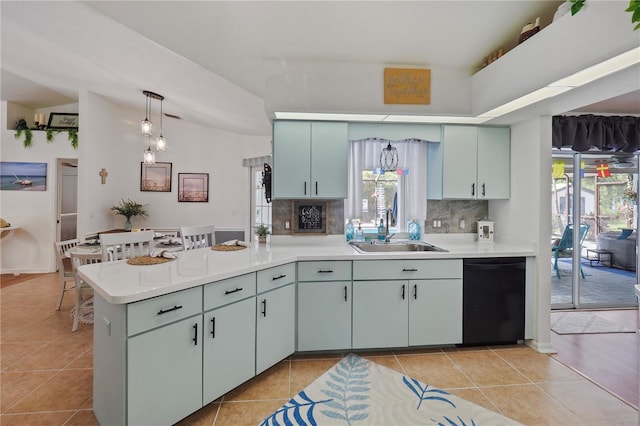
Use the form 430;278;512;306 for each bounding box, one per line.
127;255;176;265
212;244;247;251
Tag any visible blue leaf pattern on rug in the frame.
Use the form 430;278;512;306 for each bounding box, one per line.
432;415;477;426
259;390;332;426
319;354;370;424
402;376;456;410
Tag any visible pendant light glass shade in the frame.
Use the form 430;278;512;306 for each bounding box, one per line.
156;134;166;152
141;119;152;135
380;142;398;171
141;93;152;135
143;146;156;164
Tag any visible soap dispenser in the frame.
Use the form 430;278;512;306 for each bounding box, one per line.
346;219;354;242
377;218;386;241
408;219;421;240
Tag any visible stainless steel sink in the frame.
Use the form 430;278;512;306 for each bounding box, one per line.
349;241;447;253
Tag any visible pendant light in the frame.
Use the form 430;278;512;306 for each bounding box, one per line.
380;141;398;171
141;92;152;135
155;97;166;152
140;90;166;163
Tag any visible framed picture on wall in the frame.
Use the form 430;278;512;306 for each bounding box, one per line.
140;162;172;192
292;200;328;235
178;173;209;202
46;113;79;130
0;161;47;191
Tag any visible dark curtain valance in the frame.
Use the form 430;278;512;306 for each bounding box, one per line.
552;115;640;152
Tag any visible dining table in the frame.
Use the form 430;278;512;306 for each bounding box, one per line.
66;236;184;258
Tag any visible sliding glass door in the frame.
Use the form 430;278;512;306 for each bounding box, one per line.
551;152;639;309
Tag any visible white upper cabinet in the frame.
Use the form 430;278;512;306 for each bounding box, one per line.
428;125;510;200
273;121;348;199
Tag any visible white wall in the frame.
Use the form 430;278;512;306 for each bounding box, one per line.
1;101;78;273
1;94;271;274
490;116;553;352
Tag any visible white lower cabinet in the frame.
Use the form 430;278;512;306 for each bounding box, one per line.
256;282;296;374
128;315;203;426
298;281;352;351
203;297;256;405
408;279;462;346
353;280;408;348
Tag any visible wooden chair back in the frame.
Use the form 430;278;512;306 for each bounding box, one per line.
99;230;154;262
180;225;215;250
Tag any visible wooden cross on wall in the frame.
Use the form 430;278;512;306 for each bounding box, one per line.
99;168;108;184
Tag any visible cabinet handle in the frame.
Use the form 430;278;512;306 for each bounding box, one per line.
193;323;198;346
401;284;406;300
304;181;307;195
318;269;334;273
413;284;417;300
272;274;286;281
261;299;267;317
482;183;486;197
224;287;243;295
471;183;475;197
157;305;182;315
315;181;318;195
344;285;348;302
210;317;215;338
402;268;418;272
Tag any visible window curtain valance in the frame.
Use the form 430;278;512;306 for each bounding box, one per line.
552;115;640;152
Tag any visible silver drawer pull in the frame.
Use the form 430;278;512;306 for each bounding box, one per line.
224;288;243;295
157;305;183;315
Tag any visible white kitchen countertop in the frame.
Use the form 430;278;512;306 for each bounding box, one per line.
77;234;536;305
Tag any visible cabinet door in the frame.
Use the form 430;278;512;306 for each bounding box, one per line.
442;126;478;199
352;280;408;349
409;279;462;346
203;298;256;405
298;281;352;351
256;283;296;374
273;121;311;198
477;127;510;199
310;122;348;198
128;315;203;426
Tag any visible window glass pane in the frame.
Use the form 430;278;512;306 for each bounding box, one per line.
360;170;398;230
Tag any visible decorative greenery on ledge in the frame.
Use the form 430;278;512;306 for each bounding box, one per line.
15;128;78;149
569;0;640;30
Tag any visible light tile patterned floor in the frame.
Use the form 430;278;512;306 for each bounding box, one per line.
2;274;638;425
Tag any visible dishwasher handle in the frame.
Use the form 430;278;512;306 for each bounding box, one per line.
464;262;525;271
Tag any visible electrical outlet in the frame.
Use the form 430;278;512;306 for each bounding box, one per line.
284;220;290;230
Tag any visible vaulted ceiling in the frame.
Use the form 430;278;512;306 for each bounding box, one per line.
1;1;638;135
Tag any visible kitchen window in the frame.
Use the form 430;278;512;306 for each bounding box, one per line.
346;138;427;232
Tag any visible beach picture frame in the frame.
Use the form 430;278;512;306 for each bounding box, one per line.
140;162;172;192
178;172;209;202
0;161;47;191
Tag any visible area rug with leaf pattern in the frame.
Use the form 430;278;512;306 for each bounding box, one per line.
259;354;521;426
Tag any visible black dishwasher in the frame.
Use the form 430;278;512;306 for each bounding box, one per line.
463;257;526;345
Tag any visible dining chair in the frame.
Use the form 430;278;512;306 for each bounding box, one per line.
54;238;79;310
180;225;215;250
152;228;181;238
69;251;101;331
99;230;154;262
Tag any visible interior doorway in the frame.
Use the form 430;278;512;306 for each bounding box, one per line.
56;158;78;241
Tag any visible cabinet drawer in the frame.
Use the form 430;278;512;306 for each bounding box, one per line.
257;263;296;293
204;273;256;311
353;259;462;280
298;261;351;282
127;287;202;336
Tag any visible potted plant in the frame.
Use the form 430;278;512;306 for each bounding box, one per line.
254;224;271;244
111;198;148;231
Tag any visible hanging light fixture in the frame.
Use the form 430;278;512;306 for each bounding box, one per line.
155;96;166;152
140;90;166;163
380;141;398;171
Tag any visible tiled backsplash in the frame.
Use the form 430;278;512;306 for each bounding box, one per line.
272;199;488;235
425;200;489;233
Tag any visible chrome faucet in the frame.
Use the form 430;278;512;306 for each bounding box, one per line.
385;209;394;242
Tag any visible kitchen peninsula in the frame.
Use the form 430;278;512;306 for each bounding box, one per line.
78;235;535;425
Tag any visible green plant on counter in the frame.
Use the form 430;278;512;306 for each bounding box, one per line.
569;0;640;30
254;224;271;237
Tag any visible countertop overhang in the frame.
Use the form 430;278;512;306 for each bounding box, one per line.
78;234;536;304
